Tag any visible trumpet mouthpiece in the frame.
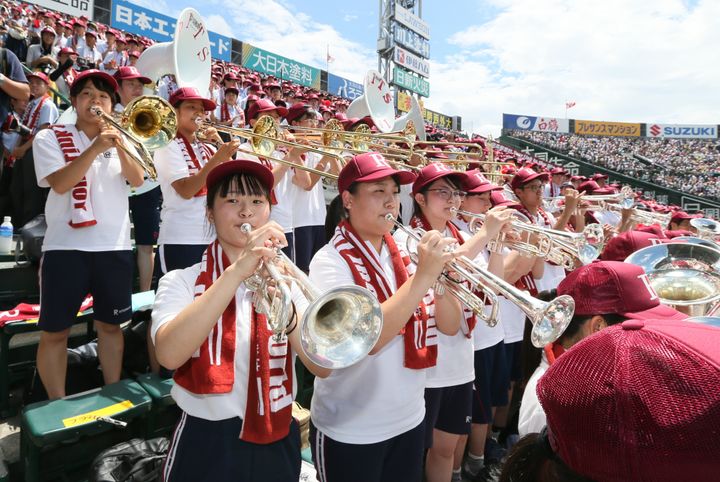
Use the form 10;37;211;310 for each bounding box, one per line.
240;223;252;233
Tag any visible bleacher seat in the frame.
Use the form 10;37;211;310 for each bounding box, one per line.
135;373;179;438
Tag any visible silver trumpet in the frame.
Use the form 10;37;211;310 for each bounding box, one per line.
548;185;635;211
240;224;383;369
386;214;576;346
690;217;720;241
606;204;672;227
453;208;605;269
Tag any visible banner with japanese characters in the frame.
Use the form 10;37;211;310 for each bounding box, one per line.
28;0;94;20
111;0;231;61
423;107;453;130
392;67;429;97
326;73;363;100
574;119;641;137
241;43;321;90
502;113;570;133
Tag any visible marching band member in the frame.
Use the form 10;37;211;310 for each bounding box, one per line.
405;164;513;482
77;30;102;69
26;26;59;70
153;87;240;277
542;167;567;199
32;70;144;399
152;160;331;482
11;72;58;161
49;47;79;101
308;153;462;482
211;87;244;128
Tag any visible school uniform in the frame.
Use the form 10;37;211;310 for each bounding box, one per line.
292;151;327;272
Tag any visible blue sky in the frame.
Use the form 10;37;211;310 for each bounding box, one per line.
127;0;719;136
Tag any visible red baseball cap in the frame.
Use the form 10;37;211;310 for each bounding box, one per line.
26;71;50;85
113;66;151;84
557;261;686;320
206;159;274;194
600;230;668;262
489;190;520;208
169;87;216;111
538;318;719;482
412;163;469;196
463;169;502;194
669;211;700;224
59;47;77;56
337;152;416;194
285;102;316;124
128;50;141;58
577;180;601;194
72;69;118;92
509;167;549;190
591;172;609;180
501;165;517;175
247;98;288;121
550;167;567;175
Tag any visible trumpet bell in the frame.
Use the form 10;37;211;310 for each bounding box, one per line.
531;295;575;348
300;285;383;369
251;115;278;157
122;96;177;150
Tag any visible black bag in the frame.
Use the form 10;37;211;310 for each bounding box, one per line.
89;437;169;482
14;214;45;266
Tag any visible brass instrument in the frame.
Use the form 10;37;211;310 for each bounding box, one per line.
606;204;672;227
547;185;635;211
690;218;720;241
240;224;383;369
90;95;177;180
387;214;576;346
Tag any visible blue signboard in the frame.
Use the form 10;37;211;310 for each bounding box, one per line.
327;73;364;100
111;0;231;61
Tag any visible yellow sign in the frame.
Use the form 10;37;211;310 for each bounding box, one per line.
397;91;413;113
574;120;641;137
62;400;134;427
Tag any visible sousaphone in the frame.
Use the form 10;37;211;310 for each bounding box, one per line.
345;70;395;133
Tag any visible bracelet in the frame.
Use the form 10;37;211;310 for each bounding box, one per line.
285;303;298;335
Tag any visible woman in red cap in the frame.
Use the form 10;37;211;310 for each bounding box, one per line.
32;70;144;399
308;152;463;482
404;163;515;482
152;159;330;482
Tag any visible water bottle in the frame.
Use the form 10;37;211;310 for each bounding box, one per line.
0;216;13;254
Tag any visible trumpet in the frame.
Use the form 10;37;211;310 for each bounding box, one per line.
606;204;672;226
386;214;576;346
90;95;177;180
690;218;720;241
547;185;635;211
240;224;383;369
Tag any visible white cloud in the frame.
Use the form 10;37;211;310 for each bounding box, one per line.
343;14;358;22
203;14;233;37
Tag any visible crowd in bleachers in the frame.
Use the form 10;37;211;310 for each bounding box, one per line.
508;129;720;201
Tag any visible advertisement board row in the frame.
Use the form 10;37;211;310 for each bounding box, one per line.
502;114;570;133
241;43;321;90
393;23;430;59
392;67;430;97
393;45;429;78
29;0;93;19
393;2;430;39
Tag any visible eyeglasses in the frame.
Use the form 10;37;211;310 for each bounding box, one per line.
522;184;544;192
427;188;467;200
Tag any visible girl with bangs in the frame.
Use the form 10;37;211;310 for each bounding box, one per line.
152;160;331;482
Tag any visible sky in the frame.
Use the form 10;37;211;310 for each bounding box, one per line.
124;0;719;137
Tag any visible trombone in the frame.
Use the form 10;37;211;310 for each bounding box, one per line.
240;224;383;369
386;214;576;346
90;95;177;180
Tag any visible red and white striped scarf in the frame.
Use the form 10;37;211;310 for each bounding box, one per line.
332;220;436;369
22;94;49;136
514;205;555;293
175;134;214;197
50;124;97;228
173;240;294;444
410;214;477;338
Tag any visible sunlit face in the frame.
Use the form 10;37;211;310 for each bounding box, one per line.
72;81;113;124
208;188;271;249
176;99;206;133
29;77;48;98
415;177;463;223
514;179;544;210
461;191;492;215
343;177;400;238
118;78;145;105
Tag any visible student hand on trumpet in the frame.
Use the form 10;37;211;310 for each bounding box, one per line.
229;221;287;283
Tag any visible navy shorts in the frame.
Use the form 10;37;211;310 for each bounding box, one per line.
472;341;509;424
156;244;208;276
293;225;325;272
128;186;161;246
423;381;473;448
39;250;133;332
163;412;301;482
504;340;523;383
310;421;424;482
281;231;295;263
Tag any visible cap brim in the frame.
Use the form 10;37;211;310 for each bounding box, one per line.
413;170;469;195
258;106;288;118
467;184;502;194
206;159;274;193
620;303;687;321
356;168;416;187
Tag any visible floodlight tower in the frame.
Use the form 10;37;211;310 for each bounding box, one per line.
377;0;423;82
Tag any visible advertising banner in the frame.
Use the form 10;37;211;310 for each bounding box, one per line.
393;45;429;77
574;119;641;137
28;0;93;19
392;67;430;97
327;73;363;100
647;123;717;139
424;107;453;130
397;90;412;112
393;2;430;39
241;43;321;89
393;24;430;58
111;0;231;61
502;113;570;133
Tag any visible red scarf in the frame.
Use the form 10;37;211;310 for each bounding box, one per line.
332;220;436;369
544;341;566;366
23;94;49;138
50;125;97;228
221;102;230;122
176;134;214;197
173;240;294;444
410;214;477;338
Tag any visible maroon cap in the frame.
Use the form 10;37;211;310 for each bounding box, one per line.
338;152;416;194
128;50;140;58
538;318;719;482
501;164;517;175
577;180;601;194
600;230;668;262
285;102;315;124
412;163;469;196
509;167;549;190
664;229;695;238
169;87;216;111
59;47;77;56
113;66;151;84
84;30;97;39
591;172;609;180
670;211;699;224
247;98;288;121
463;170;502;194
557;261;686;320
40;26;56;36
26;71;50;85
72;69;118;92
206;159;274;194
550;167;566;175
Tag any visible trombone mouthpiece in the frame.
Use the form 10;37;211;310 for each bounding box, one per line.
90;106;103;116
384;213;396;222
240;223;252;233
